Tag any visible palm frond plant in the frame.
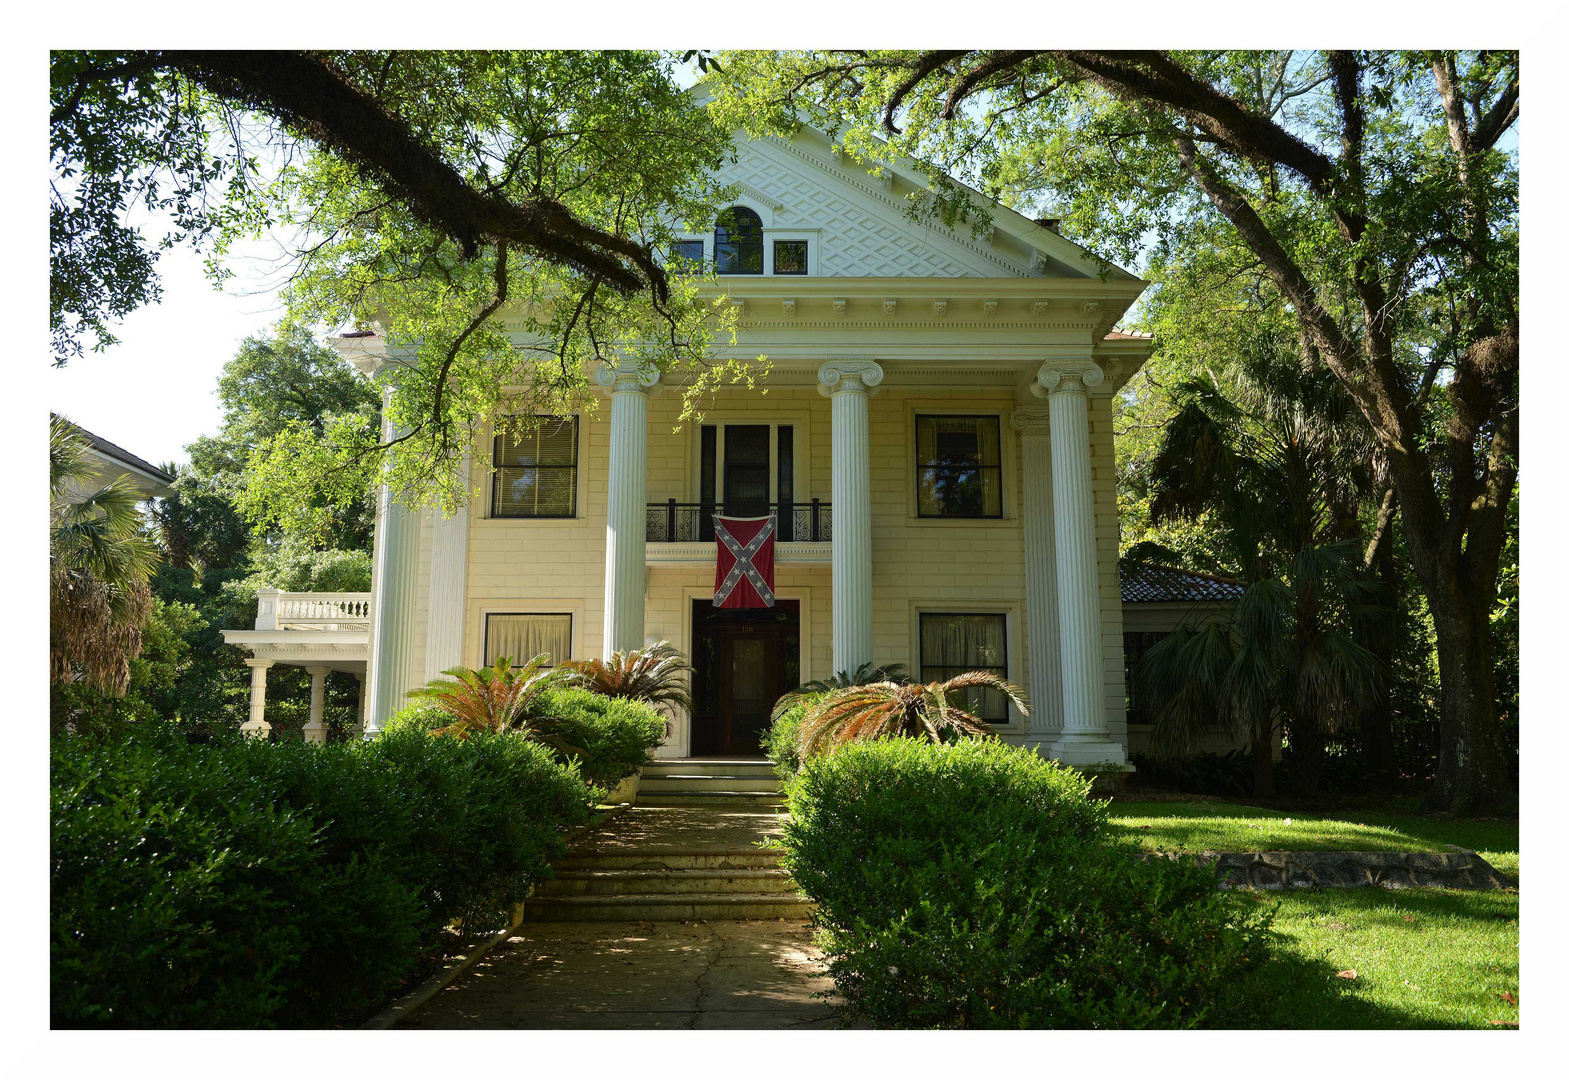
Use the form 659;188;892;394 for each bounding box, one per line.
50;415;159;704
561;640;693;717
406;654;572;741
770;661;909;724
795;671;1028;760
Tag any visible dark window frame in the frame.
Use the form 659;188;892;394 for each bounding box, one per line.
914;413;1005;519
483;612;574;669
491;416;579;519
714;206;764;275
1123;630;1171;726
772;239;808;275
669;238;704;269
918;611;1011;723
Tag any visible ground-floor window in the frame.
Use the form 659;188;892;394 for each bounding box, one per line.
1123;630;1170;724
919;612;1009;722
485;613;572;668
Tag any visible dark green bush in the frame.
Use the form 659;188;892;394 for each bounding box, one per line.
51;723;592;1028
525;687;664;789
783;738;1273;1028
760;695;817;780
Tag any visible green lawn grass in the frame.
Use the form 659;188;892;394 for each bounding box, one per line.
1242;889;1520;1029
1104;799;1519;878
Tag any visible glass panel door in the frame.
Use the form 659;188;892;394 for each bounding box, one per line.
724;425;770;519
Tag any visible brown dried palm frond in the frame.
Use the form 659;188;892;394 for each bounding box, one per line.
796;671;1029;760
49;415;159;696
561;640;693;716
407;654;571;738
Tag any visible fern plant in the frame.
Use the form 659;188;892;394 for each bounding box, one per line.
795;671;1028;759
407;654;572;740
561;640;693;717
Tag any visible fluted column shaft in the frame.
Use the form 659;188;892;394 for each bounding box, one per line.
242;658;273;737
598;361;659;657
1037;360;1125;766
819;361;882;678
366;387;421;736
425;449;471;679
303;666;329;744
1011;407;1063;744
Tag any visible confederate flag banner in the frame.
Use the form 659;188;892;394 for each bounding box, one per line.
713;514;776;608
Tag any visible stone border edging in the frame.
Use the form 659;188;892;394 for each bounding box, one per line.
359;801;633;1030
1136;849;1513;891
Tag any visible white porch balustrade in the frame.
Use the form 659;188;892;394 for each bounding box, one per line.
254;590;373;630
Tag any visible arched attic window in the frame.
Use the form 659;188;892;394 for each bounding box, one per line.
714;206;764;275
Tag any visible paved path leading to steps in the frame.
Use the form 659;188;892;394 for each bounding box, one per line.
396;919;840;1029
398;806;848;1029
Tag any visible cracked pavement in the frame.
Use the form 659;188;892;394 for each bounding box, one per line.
396;919;845;1029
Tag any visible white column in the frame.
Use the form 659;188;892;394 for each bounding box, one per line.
1036;359;1126;766
1011;406;1064;749
425;449;471;679
242;658;274;738
354;671;367;735
818;360;882;679
303;666;329;744
366;387;421;736
596;360;659;657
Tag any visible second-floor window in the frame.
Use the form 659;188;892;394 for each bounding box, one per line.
492;416;578;518
714;206;763;274
669;239;704;268
915;415;1003;518
773;239;808;274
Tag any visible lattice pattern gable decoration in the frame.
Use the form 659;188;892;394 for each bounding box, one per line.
713;141;1026;279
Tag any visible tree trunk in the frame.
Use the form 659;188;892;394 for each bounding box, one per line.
1423;586;1513;814
1251;713;1275;800
1358;532;1400;789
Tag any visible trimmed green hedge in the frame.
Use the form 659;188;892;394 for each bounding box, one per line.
51;724;592;1028
525;687;665;789
782;738;1274;1028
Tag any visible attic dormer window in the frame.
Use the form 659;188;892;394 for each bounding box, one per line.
714;206;763;275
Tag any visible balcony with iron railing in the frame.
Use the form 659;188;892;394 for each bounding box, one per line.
645;499;832;543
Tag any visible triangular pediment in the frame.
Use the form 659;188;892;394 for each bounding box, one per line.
697;97;1135;282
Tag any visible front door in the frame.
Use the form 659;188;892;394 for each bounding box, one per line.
691;600;800;756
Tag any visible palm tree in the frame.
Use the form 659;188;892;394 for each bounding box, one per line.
407;654;571;738
768;661;911;726
794;672;1028;760
560;640;693;717
50;415;159;704
1133;353;1385;797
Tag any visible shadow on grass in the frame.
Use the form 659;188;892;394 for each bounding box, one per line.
1231;888;1520;1029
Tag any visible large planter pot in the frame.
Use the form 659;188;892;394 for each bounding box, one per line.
604;768;642;806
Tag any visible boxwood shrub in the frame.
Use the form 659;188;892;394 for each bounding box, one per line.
782;738;1274;1028
525;687;665;790
51;723;592;1028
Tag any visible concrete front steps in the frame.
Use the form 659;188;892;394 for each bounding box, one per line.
636;758;787;809
526;763;809;922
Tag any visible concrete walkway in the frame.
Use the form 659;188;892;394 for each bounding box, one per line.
398;807;846;1029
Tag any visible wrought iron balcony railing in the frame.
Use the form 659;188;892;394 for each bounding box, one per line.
645;500;832;543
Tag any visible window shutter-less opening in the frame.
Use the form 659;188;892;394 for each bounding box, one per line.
492;417;578;517
920;612;1009;721
714;206;764;274
916;415;1003;518
485;614;572;668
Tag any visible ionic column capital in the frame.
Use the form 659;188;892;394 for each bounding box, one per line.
1032;360;1104;398
817;360;884;398
595;359;661;395
1009;405;1052;436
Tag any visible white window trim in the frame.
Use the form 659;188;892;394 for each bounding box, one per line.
469;601;584;670
908;600;1026;731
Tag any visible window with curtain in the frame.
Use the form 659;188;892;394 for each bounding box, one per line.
485;614;572;668
915;415;1003;518
920;612;1009;722
492;416;578;518
714;206;763;274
